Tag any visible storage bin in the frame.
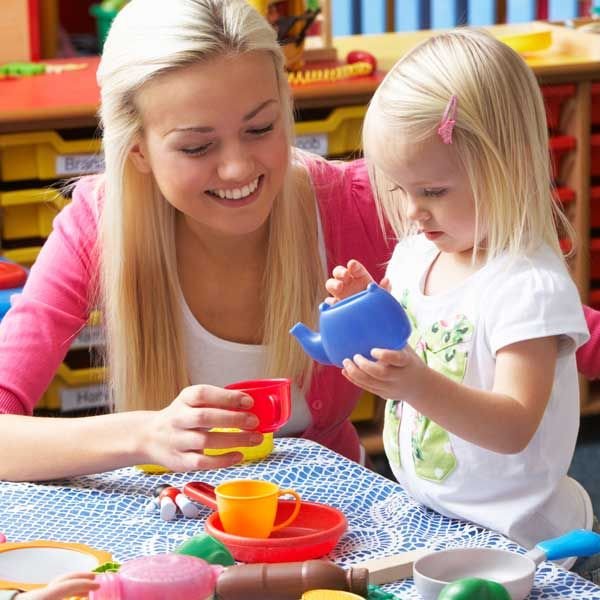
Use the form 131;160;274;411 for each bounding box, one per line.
0;188;68;240
541;84;575;131
2;246;42;269
591;186;600;229
70;311;105;350
350;390;376;422
555;186;576;223
592;82;600;127
294;105;366;157
41;361;107;413
0;131;103;182
591;238;600;281
592;134;600;177
589;288;600;310
549;135;576;183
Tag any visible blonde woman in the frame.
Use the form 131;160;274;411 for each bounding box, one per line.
0;0;390;481
326;29;598;571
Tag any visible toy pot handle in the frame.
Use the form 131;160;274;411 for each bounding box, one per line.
183;482;218;510
271;489;302;532
535;529;600;562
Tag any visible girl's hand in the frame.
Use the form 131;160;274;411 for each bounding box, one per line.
18;572;99;599
139;385;264;472
325;259;390;304
341;345;426;402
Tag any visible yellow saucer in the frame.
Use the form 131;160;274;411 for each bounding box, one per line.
302;591;366;600
135;430;274;473
497;30;552;54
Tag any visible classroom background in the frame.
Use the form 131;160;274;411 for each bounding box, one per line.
1;0;600;517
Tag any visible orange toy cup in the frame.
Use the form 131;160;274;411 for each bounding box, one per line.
214;479;301;539
225;378;291;433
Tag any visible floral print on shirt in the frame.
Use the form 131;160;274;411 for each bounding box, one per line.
383;288;474;483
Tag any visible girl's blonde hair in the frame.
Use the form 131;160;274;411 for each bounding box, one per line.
96;0;322;412
363;28;571;259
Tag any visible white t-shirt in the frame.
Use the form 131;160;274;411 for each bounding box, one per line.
179;296;312;436
383;236;592;551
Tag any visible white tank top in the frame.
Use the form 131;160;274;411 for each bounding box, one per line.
179;203;327;437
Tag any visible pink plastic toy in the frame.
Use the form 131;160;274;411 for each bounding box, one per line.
89;554;222;600
0;533;6;543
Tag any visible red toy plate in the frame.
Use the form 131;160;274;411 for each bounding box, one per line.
183;481;347;563
205;499;347;563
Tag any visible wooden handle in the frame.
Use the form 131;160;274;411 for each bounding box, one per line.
352;548;430;585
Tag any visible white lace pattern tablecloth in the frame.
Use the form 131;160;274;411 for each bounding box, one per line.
1;438;599;599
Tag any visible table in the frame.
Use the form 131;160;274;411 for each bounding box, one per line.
1;438;599;598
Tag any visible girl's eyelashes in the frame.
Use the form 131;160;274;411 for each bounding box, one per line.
247;123;274;136
423;188;448;197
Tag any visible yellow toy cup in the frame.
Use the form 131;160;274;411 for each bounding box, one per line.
215;479;301;539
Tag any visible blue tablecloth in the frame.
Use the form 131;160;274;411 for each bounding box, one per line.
1;437;599;598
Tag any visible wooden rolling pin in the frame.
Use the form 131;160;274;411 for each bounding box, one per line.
352;548;431;585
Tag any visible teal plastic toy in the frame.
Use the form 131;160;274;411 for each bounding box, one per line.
175;533;235;567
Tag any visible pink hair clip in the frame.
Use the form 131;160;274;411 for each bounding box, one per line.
437;95;458;144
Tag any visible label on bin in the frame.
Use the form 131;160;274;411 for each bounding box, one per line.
295;134;328;156
56;153;105;176
70;325;106;350
60;384;109;412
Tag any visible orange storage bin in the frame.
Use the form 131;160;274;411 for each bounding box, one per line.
590;238;600;280
592;83;600;127
541;84;575;131
591;187;600;229
549;136;576;183
592;134;600;177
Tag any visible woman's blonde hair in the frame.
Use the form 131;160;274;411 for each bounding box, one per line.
363;28;571;259
96;0;322;412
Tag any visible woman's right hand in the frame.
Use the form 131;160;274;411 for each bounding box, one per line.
325;259;389;303
138;385;263;471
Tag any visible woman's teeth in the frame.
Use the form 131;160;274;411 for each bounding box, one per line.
210;176;260;200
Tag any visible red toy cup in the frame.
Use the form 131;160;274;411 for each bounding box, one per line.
225;378;291;433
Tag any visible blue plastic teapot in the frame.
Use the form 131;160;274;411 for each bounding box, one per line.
290;283;412;368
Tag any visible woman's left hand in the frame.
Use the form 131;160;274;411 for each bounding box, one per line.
341;345;426;402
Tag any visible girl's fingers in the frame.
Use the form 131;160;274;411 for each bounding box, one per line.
371;348;411;366
21;576;99;600
331;265;350;280
379;276;392;291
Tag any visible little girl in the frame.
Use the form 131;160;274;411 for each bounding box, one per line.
326;29;594;564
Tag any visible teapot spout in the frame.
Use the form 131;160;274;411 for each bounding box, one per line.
289;322;333;366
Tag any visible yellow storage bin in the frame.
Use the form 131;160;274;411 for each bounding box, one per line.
0;131;103;182
350;390;376;423
41;361;107;413
0;188;69;240
294;105;366;157
2;246;42;268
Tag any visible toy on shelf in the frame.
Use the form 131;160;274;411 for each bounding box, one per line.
288;50;377;86
250;1;335;70
145;484;200;521
89;554;221;600
290;282;411;368
0;259;27;321
0;61;87;79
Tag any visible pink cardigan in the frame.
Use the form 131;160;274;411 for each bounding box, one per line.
0;157;392;462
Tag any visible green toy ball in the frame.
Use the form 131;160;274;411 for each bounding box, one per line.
437;577;511;600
